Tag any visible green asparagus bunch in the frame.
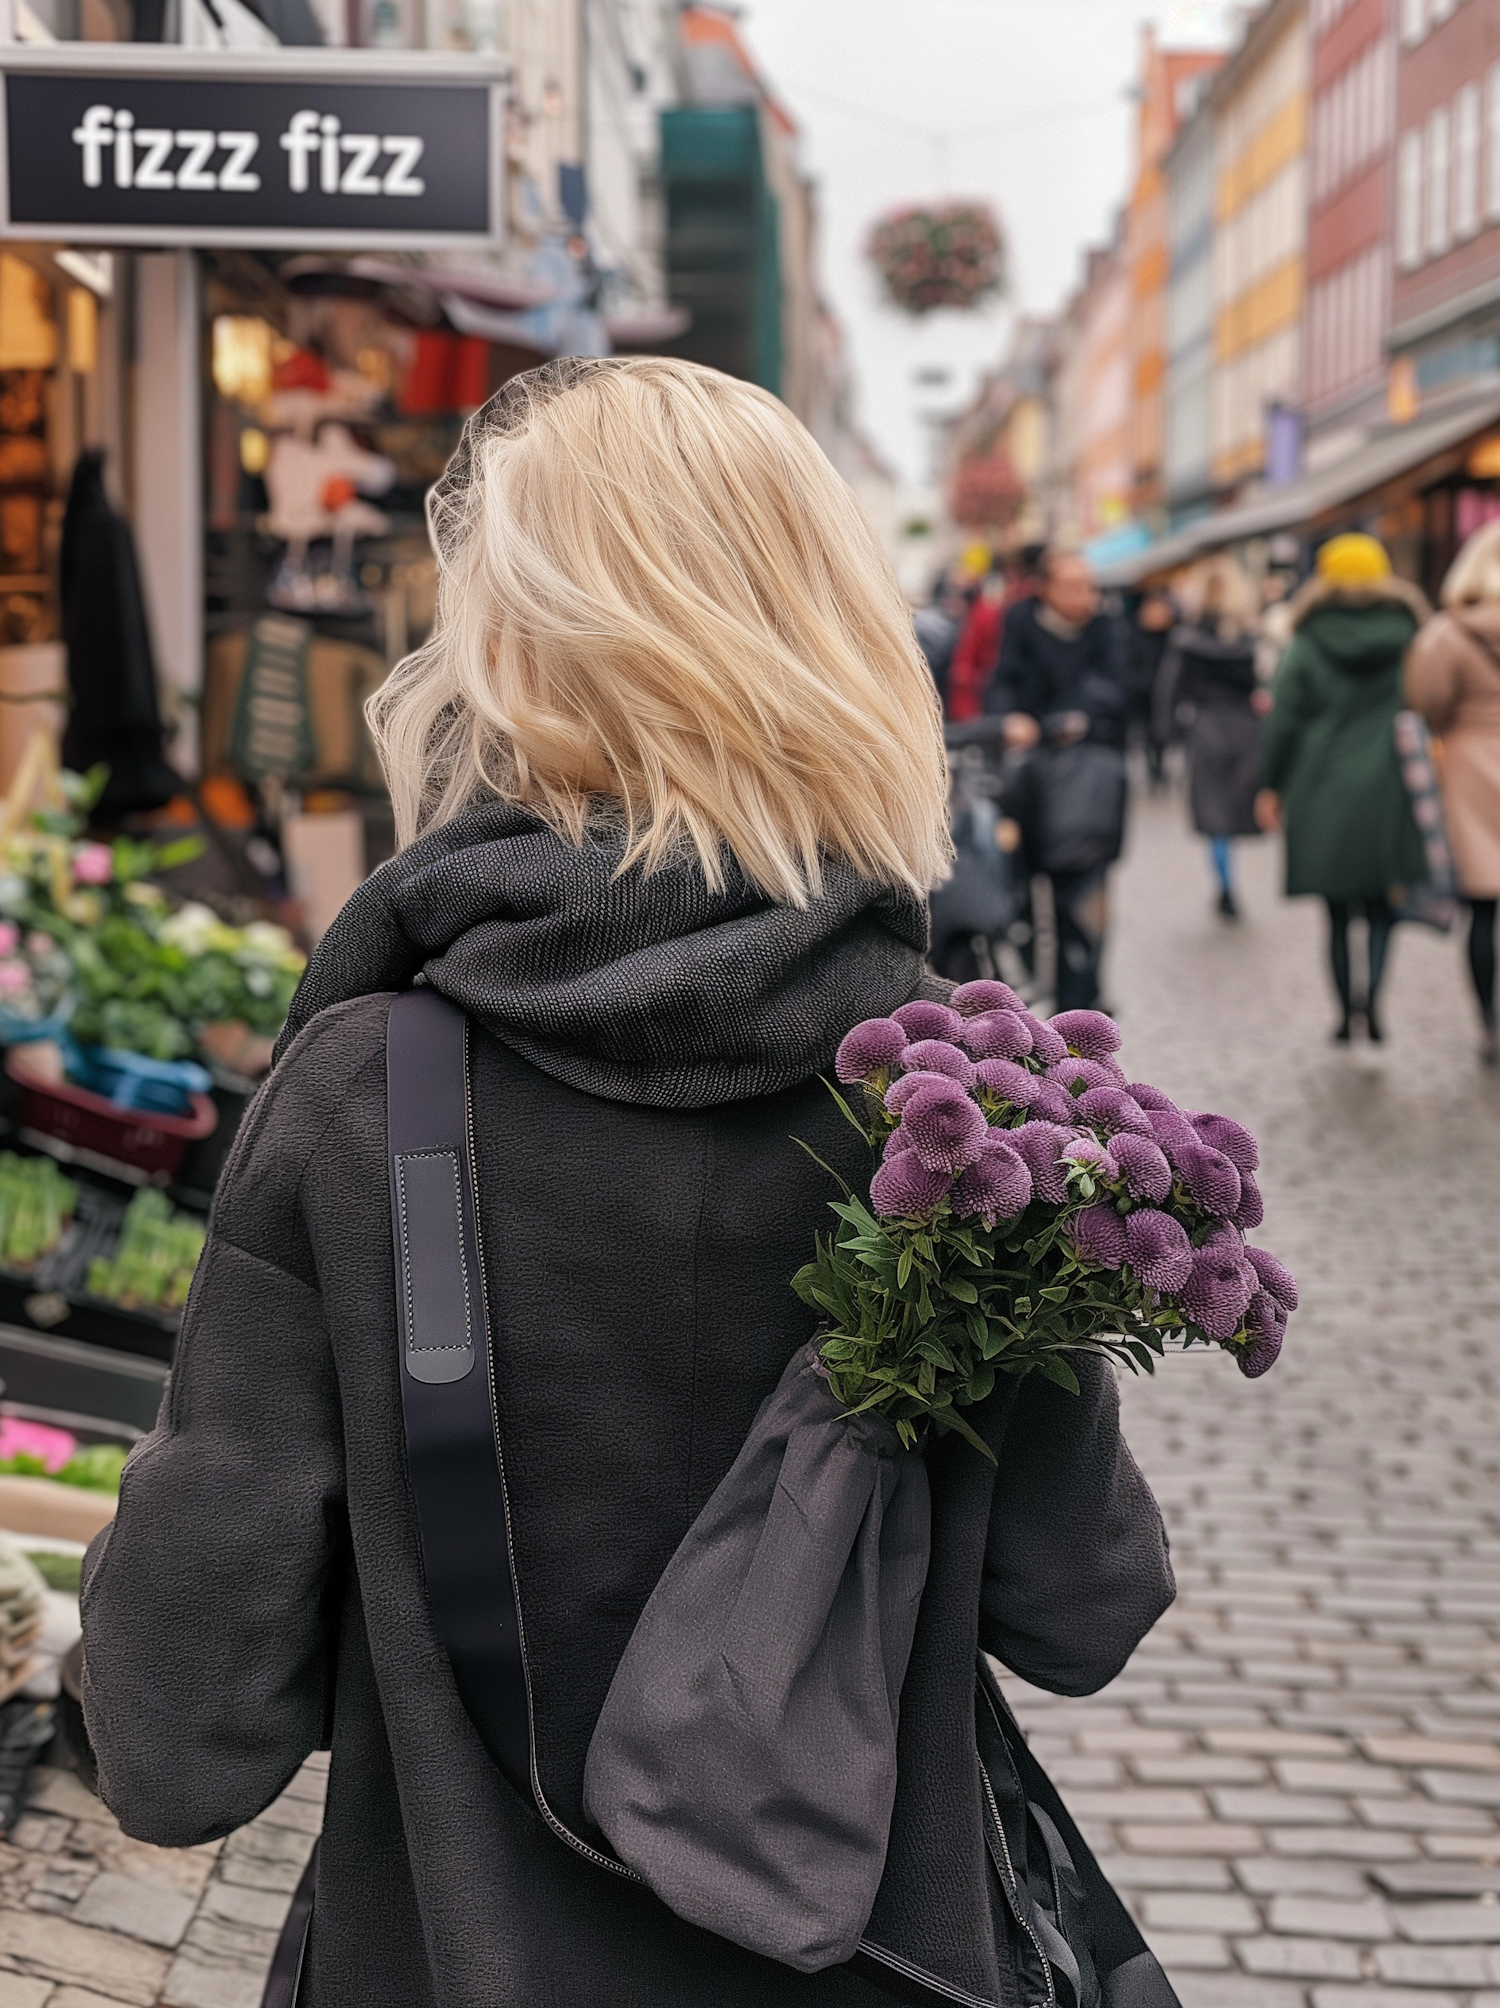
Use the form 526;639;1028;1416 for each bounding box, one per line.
87;1189;206;1313
0;1153;76;1272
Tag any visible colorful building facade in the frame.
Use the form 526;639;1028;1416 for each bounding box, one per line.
1210;0;1311;490
1391;0;1500;410
1125;31;1226;519
1305;0;1396;451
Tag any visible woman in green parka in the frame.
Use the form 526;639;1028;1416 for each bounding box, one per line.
1256;533;1429;1044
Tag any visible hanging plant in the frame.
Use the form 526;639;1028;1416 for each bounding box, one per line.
866;203;1005;316
949;448;1023;531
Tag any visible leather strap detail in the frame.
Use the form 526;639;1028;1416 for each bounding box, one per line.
386;987;532;1798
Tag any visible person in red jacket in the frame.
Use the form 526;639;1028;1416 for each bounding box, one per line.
946;568;1005;720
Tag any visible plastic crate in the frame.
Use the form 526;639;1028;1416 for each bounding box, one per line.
5;1050;216;1184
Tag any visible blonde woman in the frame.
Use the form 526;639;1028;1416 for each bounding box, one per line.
79;361;1171;2008
1407;519;1500;1064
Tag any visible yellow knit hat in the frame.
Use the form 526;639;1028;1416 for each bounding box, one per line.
1316;532;1391;587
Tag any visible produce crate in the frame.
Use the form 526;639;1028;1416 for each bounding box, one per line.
5;1053;216;1186
0;1150;203;1365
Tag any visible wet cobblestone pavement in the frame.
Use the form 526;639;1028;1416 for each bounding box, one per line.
1;793;1497;2006
1001;793;1500;2008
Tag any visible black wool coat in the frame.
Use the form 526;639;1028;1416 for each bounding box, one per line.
81;810;1174;2008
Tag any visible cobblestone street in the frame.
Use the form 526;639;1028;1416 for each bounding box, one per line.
0;794;1494;2006
1003;791;1500;2008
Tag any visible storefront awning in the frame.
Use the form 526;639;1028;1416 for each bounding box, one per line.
1097;385;1500;586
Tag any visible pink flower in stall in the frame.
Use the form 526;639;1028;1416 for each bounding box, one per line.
71;843;114;887
0;1417;76;1471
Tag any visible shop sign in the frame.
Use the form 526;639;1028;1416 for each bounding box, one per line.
0;46;503;249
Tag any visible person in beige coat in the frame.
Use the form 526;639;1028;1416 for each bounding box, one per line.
1406;520;1500;1064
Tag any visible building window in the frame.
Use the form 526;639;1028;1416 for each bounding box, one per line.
1427;105;1452;259
1400;0;1425;47
1456;83;1481;238
1398;127;1424;268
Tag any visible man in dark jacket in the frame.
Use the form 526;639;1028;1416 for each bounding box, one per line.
986;551;1129;1012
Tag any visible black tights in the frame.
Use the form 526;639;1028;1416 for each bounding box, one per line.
1326;897;1395;1026
1470;899;1497;1021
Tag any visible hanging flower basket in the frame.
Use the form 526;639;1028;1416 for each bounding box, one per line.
949;449;1024;531
866;203;1005;316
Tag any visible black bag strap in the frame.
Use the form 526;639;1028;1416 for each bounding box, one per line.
978;1660;1181;2008
386;985;532;1799
261;1841;318;2008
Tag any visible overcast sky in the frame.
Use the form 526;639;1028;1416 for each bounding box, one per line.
737;0;1241;494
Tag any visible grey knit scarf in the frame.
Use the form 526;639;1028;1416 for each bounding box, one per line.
274;801;928;1109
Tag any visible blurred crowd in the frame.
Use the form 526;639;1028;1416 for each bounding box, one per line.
916;523;1500;1068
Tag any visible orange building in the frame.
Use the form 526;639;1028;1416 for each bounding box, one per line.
1126;30;1225;520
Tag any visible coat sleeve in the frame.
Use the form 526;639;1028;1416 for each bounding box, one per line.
1404;617;1465;734
80;1036;355;1848
979;1355;1174;1696
1259;636;1318;792
989;605;1038;719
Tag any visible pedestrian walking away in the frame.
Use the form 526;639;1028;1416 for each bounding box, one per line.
78;359;1175;2008
1405;518;1500;1065
988;548;1130;1012
1128;585;1176;790
1157;555;1267;921
1257;533;1429;1045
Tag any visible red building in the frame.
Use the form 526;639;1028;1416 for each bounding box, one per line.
1305;0;1397;452
1391;0;1500;414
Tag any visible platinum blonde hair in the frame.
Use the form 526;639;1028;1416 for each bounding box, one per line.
1442;520;1500;607
367;355;951;907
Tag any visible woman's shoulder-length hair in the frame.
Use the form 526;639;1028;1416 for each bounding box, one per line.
366;355;952;908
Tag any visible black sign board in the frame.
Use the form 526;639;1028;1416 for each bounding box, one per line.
0;48;502;248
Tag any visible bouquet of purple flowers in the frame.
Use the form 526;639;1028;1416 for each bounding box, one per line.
793;981;1296;1460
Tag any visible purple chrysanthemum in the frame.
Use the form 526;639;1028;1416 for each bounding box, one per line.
952;1135;1033;1227
1189;1112;1260;1174
974;1056;1037;1106
1238;1289;1287;1376
1178;1245;1256;1339
892;999;964;1043
1067;1203;1129;1269
835;1017;909;1085
1233;1170;1265;1229
1074;1085;1153;1138
958;1009;1035;1063
1123;1207;1194;1290
1127;1082;1179;1113
1147;1107;1204;1164
899;1039;977;1086
1244;1244;1298;1312
1050;1055;1124;1096
885;1068;957;1113
1110;1132;1173;1202
870;1148;952;1220
898;1078;989;1174
1007;1121;1072;1203
1177;1143;1242;1218
1026;1078;1078;1124
1020;1012;1069;1065
1238;1324;1284;1377
951;978;1027;1018
1049;1009;1123;1061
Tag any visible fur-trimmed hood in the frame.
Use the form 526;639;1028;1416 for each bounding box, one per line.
1289;570;1431;630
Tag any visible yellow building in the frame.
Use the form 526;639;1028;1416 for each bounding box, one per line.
1210;0;1310;489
